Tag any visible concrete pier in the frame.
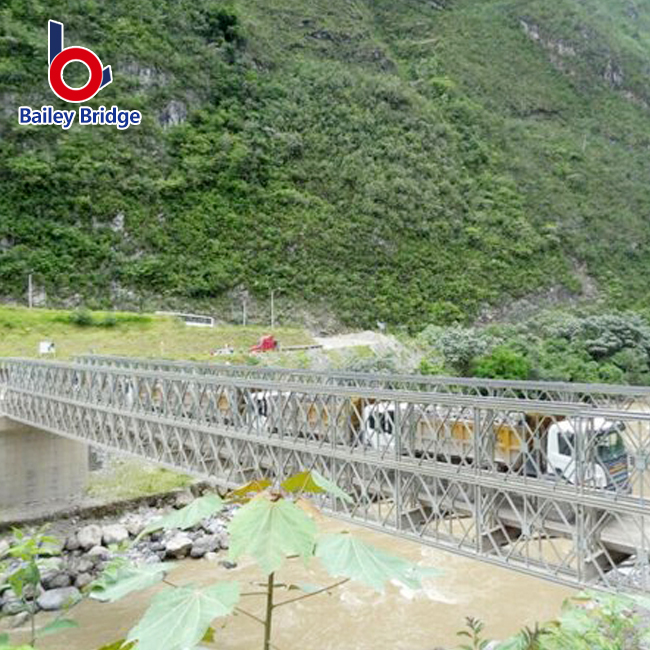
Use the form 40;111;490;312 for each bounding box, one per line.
0;416;88;516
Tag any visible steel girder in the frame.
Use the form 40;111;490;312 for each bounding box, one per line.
74;354;650;410
2;358;650;591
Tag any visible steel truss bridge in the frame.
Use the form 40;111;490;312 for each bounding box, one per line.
3;356;650;592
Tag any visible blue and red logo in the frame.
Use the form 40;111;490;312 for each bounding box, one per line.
48;20;112;103
18;20;141;130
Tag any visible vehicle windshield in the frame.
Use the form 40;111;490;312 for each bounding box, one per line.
367;411;395;435
596;428;626;463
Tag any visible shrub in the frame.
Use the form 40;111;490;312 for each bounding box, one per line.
473;346;532;380
68;308;94;327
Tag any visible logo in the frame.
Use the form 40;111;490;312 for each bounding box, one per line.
17;21;142;130
48;20;112;103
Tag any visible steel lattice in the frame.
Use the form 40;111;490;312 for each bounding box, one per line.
2;358;650;592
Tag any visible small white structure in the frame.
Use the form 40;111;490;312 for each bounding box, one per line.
155;311;214;327
38;341;56;355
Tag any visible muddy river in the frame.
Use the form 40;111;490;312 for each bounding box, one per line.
21;518;573;650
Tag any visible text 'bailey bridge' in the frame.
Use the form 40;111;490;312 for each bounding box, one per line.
3;356;650;593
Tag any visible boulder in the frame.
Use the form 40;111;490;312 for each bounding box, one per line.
87;545;111;562
2;597;26;616
9;611;30;628
218;560;237;570
71;557;95;574
41;571;72;590
37;587;81;611
77;525;103;550
102;524;129;546
64;534;81;552
75;573;94;590
190;535;220;559
205;552;219;562
173;489;194;509
165;533;193;558
122;515;145;537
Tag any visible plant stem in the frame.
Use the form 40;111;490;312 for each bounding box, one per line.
273;578;350;608
263;572;274;650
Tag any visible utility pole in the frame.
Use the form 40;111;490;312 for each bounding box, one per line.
28;273;33;309
270;289;275;329
242;296;247;326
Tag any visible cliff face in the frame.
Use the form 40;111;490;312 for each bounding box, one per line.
1;0;649;327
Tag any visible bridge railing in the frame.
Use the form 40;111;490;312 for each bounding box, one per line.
3;357;650;591
73;353;650;411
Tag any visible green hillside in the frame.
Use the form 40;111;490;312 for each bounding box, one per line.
1;0;649;328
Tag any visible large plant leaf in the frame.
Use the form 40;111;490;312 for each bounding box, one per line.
281;471;353;503
90;561;174;602
228;479;272;502
96;640;135;650
228;496;317;574
140;494;224;537
126;583;239;650
316;533;439;592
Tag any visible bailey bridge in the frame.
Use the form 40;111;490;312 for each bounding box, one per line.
2;356;650;592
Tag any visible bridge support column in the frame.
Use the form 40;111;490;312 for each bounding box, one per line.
0;417;89;516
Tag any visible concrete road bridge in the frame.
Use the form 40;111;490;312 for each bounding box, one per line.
2;357;650;592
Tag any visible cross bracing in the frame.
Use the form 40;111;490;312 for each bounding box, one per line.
2;357;650;592
75;354;650;410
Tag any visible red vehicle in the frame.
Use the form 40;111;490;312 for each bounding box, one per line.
250;335;279;353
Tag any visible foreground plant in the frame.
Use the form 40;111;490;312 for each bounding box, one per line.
91;470;439;650
0;526;78;648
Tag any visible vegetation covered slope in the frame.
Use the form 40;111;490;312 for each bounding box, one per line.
1;0;649;328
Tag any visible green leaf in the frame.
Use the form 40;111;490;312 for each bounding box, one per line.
90;562;173;602
229;479;272;501
140;494;224;538
281;471;353;503
316;533;440;592
38;619;78;637
228;496;317;574
126;583;240;650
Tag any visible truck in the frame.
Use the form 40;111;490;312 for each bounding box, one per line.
362;402;630;491
245;391;630;491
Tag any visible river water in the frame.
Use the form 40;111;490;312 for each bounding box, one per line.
27;518;572;650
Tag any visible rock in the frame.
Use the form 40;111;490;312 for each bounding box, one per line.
173;489;194;509
87;545;111;562
216;531;229;550
165;533;193;558
77;525;103;550
218;560;237;570
205;552;219;562
71;558;95;574
37;587;81;611
75;573;94;590
2;597;26;615
0;538;10;557
65;534;80;552
123;515;145;537
190;535;220;559
42;571;72;590
9;611;30;628
102;524;129;546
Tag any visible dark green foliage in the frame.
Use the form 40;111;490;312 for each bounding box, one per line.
474;347;531;380
420;311;650;385
1;0;650;327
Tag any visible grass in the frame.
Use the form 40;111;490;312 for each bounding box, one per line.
0;305;314;360
87;459;193;500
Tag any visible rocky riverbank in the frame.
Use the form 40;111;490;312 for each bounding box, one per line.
0;485;237;627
